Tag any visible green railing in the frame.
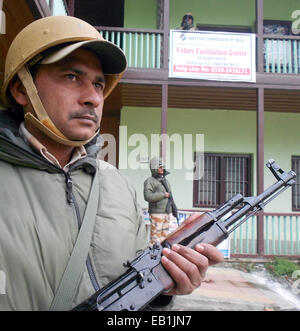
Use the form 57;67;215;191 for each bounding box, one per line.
231;214;300;255
177;211;300;256
264;214;300;255
98;27;163;69
231;215;257;255
263;34;300;74
264;37;300;74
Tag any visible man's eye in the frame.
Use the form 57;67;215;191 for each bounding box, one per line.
65;74;77;81
94;82;104;90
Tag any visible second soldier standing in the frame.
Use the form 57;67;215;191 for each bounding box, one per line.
144;157;178;244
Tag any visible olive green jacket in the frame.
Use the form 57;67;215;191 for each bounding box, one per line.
143;171;173;215
0;110;148;311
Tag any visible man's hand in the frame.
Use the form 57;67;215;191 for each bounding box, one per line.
161;242;224;296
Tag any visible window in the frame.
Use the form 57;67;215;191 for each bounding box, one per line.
193;153;251;208
292;156;300;211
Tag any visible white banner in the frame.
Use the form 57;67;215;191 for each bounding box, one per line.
169;30;256;83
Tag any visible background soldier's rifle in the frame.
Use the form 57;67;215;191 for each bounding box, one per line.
73;159;296;311
160;175;179;223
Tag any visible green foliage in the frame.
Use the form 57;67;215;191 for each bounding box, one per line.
266;257;299;277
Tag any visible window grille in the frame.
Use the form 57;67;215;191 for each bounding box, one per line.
292;156;300;211
193;153;251;208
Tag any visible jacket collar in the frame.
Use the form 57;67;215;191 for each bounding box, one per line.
0;109;102;173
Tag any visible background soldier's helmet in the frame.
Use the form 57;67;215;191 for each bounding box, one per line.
150;157;165;170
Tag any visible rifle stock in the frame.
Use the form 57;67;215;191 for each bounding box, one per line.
72;159;296;311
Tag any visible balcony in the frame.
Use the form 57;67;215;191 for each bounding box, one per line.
98;26;300;77
99;25;300;117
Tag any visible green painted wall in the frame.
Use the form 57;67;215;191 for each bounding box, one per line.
124;0;300;30
124;0;157;28
118;107;161;206
169;0;256;30
120;0;300;215
119;106;300;214
264;112;300;204
264;0;300;20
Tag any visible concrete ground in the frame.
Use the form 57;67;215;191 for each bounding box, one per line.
171;266;300;311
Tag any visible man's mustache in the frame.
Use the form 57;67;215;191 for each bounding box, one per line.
70;109;99;123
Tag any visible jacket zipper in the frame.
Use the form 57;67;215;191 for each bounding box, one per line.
65;172;100;292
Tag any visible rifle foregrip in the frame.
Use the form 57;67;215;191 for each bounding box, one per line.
163;213;214;247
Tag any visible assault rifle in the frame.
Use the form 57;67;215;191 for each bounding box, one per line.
73;159;296;311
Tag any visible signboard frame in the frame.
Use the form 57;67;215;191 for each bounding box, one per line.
169;29;256;83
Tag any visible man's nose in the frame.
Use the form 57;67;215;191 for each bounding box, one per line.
79;82;103;107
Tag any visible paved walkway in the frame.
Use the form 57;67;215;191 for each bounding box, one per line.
172;266;300;311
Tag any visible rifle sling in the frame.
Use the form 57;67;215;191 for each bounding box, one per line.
50;168;99;311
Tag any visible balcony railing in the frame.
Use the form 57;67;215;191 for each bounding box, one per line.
98;26;300;75
264;214;300;255
97;27;164;69
264;35;300;74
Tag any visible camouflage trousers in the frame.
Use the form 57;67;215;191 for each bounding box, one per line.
149;213;171;245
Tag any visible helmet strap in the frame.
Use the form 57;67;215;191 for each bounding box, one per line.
17;65;98;147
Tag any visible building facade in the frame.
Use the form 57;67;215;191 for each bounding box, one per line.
1;0;300;257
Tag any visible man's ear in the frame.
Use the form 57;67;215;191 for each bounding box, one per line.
9;77;30;106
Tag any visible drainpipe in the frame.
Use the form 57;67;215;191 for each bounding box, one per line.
67;0;74;16
256;0;265;256
161;0;169;162
26;0;52;18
